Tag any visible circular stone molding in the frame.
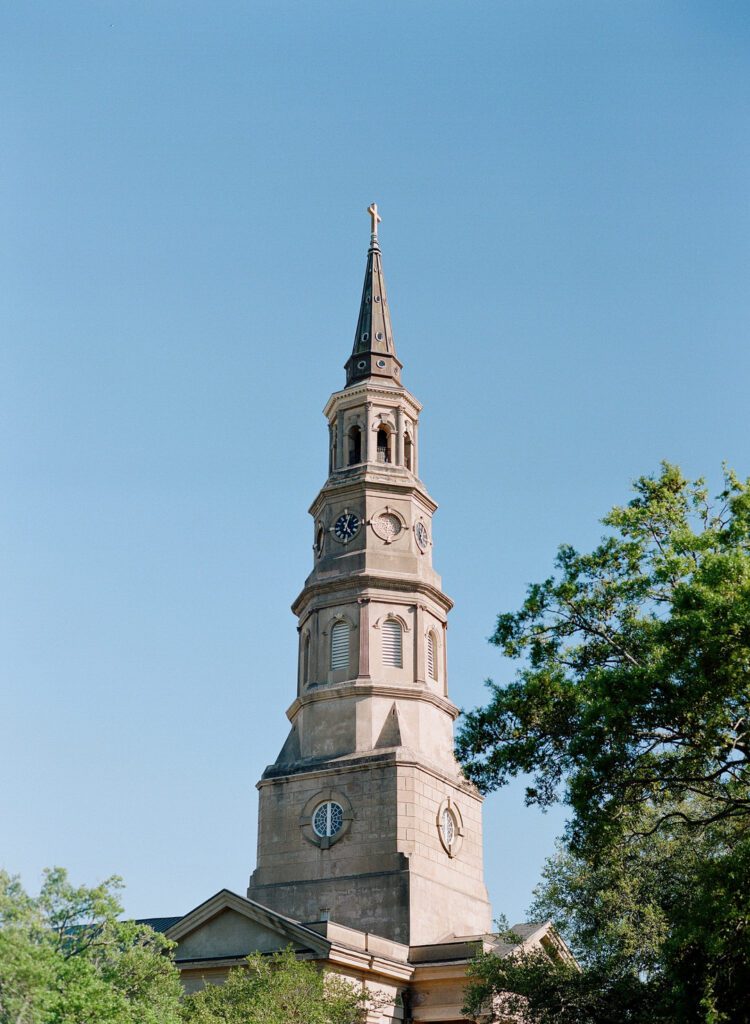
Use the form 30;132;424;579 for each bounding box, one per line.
370;506;405;544
299;789;354;850
436;796;464;858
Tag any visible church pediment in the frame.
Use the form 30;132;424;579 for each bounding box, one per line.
165;890;331;963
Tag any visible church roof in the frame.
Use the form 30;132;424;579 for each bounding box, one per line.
344;204;403;388
163;889;414;982
135;916;183;933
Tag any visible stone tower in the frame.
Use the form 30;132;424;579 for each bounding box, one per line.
247;208;492;946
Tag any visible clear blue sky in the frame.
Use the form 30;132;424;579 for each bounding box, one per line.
2;1;749;927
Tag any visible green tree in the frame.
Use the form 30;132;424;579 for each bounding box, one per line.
457;463;750;851
456;465;750;1022
464;946;665;1024
519;810;750;1023
180;947;368;1024
0;867;183;1024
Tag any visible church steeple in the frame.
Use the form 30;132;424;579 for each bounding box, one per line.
344;203;403;388
247;213;492;946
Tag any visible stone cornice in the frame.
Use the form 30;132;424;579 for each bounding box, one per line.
323;381;422;421
176;956;252;970
292;573;453;616
326;945;414;982
308;473;438;517
259;746;482;801
410;958;477;980
286;680;460;722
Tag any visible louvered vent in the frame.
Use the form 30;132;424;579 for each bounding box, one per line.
382;619;403;668
427;632;436;680
330;621;349;671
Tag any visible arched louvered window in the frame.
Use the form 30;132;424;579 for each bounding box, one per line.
330;621;350;671
427;631;437;680
382;619;403;668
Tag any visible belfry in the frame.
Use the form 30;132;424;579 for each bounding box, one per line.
156;209;571;1021
247;205;493;944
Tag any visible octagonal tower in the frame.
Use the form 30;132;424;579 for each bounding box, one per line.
247;210;492;945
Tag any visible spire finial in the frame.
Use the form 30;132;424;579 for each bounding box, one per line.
345;205;403;388
367;202;381;243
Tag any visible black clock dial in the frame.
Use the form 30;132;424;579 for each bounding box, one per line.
333;511;361;543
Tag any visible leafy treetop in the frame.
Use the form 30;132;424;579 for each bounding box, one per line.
456;463;750;853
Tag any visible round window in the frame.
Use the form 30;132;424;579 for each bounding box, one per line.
372;511;402;542
312;801;344;838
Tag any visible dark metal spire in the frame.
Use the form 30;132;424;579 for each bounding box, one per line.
345;204;403;388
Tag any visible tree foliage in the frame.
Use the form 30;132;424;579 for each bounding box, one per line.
457;463;750;852
518;812;750;1022
180;948;368;1024
464;947;665;1024
457;465;750;1022
0;867;183;1024
0;870;369;1024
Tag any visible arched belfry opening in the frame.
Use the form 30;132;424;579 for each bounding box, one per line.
329;425;337;473
303;634;311;686
376;426;391;464
404;431;413;471
348;425;362;466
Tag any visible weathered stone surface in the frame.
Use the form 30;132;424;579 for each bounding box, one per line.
247;232;492;949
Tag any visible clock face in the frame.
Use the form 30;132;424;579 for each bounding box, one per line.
415;521;429;551
333;511;361;543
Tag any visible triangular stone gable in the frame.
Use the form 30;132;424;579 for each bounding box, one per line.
276;725;301;765
482;920;575;965
374;702;404;748
166;889;330;962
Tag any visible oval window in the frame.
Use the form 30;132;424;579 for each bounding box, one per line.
441;808;455;847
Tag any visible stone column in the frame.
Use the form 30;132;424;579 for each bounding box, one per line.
314;610;324;684
358;598;370;679
296;625;303;695
414;604;425;684
396;406;404;466
364;402;372;462
442;621;449;696
336;409;344;469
